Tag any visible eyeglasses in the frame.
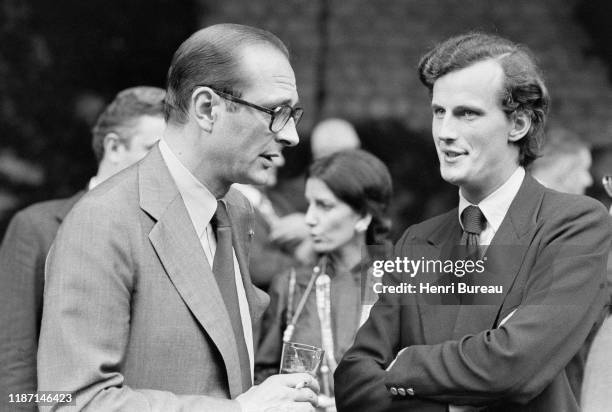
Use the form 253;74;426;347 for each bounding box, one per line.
204;86;303;133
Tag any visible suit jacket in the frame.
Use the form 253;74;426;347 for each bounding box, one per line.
335;174;611;412
37;145;269;411
0;192;83;411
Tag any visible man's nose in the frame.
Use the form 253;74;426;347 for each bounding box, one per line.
436;115;459;142
275;118;299;147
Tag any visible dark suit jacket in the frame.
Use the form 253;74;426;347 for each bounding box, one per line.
335;175;611;412
0;192;83;411
37;145;269;411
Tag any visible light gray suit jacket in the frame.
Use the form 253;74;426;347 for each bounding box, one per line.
37;145;269;411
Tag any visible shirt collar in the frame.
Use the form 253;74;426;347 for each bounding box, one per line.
158;139;217;238
88;176;100;190
458;167;525;232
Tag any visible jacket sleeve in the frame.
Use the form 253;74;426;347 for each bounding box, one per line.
383;200;611;405
36;198;241;412
334;232;412;412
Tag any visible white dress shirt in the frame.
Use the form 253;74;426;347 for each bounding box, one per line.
159;139;254;380
88;176;101;190
458;167;526;247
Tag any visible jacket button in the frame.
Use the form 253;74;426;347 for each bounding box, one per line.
397;388;406;396
389;387;398;395
407;387;415;396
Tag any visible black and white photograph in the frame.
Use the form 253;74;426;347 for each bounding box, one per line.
1;1;611;411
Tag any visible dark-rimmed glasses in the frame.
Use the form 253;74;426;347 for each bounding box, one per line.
203;86;303;133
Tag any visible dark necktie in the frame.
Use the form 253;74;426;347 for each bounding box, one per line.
455;206;487;304
211;200;252;390
461;205;486;260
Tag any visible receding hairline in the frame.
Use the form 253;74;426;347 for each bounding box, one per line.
163;24;290;123
176;24;289;74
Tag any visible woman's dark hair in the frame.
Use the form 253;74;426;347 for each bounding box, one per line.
308;149;393;246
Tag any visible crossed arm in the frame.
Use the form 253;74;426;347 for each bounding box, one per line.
335;201;611;410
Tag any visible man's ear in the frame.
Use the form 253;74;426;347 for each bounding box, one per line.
508;110;531;142
191;87;218;132
102;133;124;164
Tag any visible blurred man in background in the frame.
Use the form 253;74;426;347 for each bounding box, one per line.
0;86;166;411
529;127;603;403
581;309;612;411
310;118;361;160
530;128;593;195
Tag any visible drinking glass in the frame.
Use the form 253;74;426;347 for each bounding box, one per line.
602;175;612;198
279;341;324;376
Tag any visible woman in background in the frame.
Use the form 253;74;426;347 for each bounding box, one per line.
255;149;393;411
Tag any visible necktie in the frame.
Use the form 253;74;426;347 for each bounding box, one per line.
456;205;487;304
461;205;486;259
211;200;252;390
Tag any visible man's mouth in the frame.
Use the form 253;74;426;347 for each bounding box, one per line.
259;153;278;166
442;149;467;161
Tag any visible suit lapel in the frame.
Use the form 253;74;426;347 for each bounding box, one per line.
140;147;244;398
417;210;463;343
225;192;270;328
452;174;545;337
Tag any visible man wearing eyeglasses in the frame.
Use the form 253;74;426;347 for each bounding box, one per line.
37;24;318;412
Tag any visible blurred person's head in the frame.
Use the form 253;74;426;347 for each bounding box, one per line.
418;32;549;203
92;86;166;182
310;118;361;160
162;24;300;196
305;149;392;258
530;128;592;195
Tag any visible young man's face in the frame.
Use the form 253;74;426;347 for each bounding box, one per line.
431;59;522;203
208;45;299;188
